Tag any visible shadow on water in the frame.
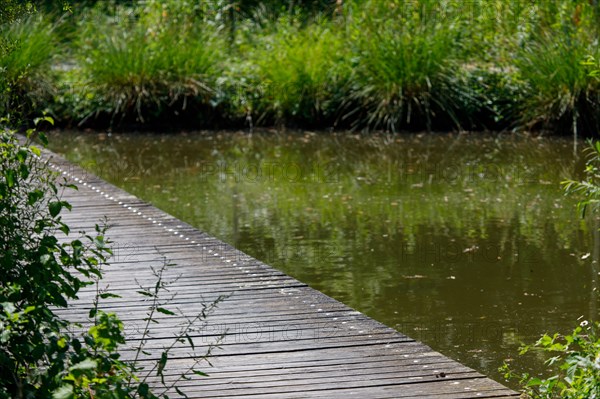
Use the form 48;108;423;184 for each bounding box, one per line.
48;129;597;388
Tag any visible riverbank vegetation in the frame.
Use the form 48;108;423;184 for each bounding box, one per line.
498;140;600;397
0;126;223;397
1;0;600;134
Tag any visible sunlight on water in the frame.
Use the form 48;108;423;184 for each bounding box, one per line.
48;130;596;387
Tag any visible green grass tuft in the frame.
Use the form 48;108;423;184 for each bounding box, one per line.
0;17;56;120
342;0;473;132
72;12;224;127
512;1;600;135
517;31;600;135
242;18;350;127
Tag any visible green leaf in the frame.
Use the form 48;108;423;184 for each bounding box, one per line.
57;337;67;349
138;383;149;397
99;293;121;299
23;306;36;314
175;387;190;398
27;189;44;205
59;223;70;235
70;358;97;371
49;201;62;217
38;131;49;146
157;351;168;384
19;162;30;179
186;333;195;350
34;116;54;128
193;369;209;377
16;149;27;162
52;384;73;399
526;377;543;387
157;307;176;316
61;200;72;211
5;169;15;188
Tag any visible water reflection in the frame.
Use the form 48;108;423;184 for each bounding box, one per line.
48;130;597;387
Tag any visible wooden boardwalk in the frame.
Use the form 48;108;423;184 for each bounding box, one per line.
46;149;519;399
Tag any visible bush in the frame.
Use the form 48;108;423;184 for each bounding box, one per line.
0;125;118;397
0;125;222;398
501;320;600;398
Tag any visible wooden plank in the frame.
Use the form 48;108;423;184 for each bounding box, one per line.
43;150;519;398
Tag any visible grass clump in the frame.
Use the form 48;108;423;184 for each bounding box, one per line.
0;17;56;121
72;9;224;128
515;1;600;136
242;19;350;128
5;0;600;133
342;0;473;132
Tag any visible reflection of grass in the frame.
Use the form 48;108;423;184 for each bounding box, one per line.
48;131;588;339
48;131;584;253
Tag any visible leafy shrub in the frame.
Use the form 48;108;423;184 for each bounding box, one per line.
501;320;600;398
0;125;116;397
0;126;222;398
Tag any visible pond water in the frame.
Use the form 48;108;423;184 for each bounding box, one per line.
48;130;598;388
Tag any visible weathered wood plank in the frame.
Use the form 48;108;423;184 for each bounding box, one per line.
43;150;519;398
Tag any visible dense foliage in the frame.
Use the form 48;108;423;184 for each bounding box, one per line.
0;126;133;397
503;61;600;394
1;0;600;133
0;127;222;397
501;321;600;398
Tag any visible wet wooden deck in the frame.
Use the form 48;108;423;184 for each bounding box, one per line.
46;150;519;398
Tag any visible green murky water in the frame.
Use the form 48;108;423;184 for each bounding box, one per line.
48;130;598;387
